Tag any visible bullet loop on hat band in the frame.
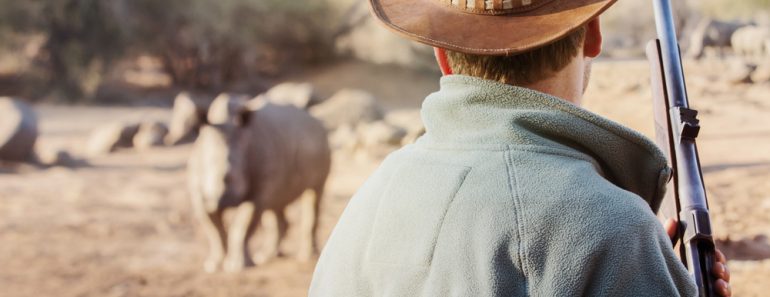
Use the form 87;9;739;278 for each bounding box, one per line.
446;0;537;13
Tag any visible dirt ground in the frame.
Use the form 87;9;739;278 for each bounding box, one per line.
1;60;769;296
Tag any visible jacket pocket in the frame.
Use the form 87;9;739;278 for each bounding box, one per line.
365;161;470;267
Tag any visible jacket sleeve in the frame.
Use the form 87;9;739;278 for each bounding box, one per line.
522;195;698;297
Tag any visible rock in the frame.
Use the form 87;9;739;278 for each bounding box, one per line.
133;121;169;150
87;122;140;156
165;92;209;146
725;62;756;84
766;39;770;55
357;121;407;148
352;121;405;161
329;124;359;152
35;147;78;167
265;82;319;109
384;109;425;145
751;62;770;83
0;97;38;162
401;126;426;146
310;89;384;130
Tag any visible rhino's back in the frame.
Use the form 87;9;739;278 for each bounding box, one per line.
248;103;331;205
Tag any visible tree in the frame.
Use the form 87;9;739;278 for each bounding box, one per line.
0;0;126;100
0;0;338;99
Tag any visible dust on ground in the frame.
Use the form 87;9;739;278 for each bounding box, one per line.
1;60;769;296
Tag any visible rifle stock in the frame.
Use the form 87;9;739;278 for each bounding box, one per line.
649;1;718;296
646;40;678;224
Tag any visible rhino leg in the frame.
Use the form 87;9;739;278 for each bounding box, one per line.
224;201;259;272
254;208;288;265
297;186;323;262
200;210;227;273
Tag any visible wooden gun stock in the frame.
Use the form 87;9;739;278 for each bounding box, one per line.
646;41;678;223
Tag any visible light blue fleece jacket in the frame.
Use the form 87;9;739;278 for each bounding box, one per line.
309;75;697;296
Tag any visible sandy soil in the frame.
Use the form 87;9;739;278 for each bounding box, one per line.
1;60;768;296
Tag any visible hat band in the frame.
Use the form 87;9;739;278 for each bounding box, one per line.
439;0;554;15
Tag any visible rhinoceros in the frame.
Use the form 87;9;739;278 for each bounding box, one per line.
686;18;746;59
188;93;331;272
732;26;770;59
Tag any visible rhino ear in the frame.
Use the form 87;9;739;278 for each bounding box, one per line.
237;109;252;127
237;95;269;127
197;108;210;126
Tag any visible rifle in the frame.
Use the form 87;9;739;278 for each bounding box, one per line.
646;1;717;296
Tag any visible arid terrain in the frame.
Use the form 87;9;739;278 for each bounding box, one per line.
1;60;769;296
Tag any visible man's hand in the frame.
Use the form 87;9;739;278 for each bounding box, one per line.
664;219;732;297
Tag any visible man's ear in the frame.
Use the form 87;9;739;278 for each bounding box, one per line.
434;47;453;75
584;17;602;58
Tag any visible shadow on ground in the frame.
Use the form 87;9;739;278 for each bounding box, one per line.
717;235;770;261
702;161;770;174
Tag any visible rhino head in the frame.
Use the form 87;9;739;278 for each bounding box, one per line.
197;93;256;211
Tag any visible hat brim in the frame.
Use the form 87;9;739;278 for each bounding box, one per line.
370;0;617;55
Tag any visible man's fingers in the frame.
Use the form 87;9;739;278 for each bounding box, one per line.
715;279;732;297
713;249;731;296
663;218;678;241
716;249;727;263
713;249;730;281
713;262;731;282
662;220;732;295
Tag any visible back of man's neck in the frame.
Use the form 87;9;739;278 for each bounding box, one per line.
517;57;586;106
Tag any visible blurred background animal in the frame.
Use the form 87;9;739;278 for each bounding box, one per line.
188;93;331;272
687;18;746;59
732;25;770;60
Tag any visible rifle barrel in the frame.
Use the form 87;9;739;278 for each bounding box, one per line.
652;0;688;108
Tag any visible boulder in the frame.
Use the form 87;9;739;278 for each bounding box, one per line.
763;38;770;56
401;126;426;146
329;124;359;152
751;62;770;83
87;122;140;156
0;97;38;162
265;82;319;109
724;61;756;84
134;121;169;150
165;92;209;146
384;109;425;145
310;89;384;130
357;121;407;148
35;146;78;167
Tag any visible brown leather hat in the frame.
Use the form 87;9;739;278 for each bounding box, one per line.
369;0;617;55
